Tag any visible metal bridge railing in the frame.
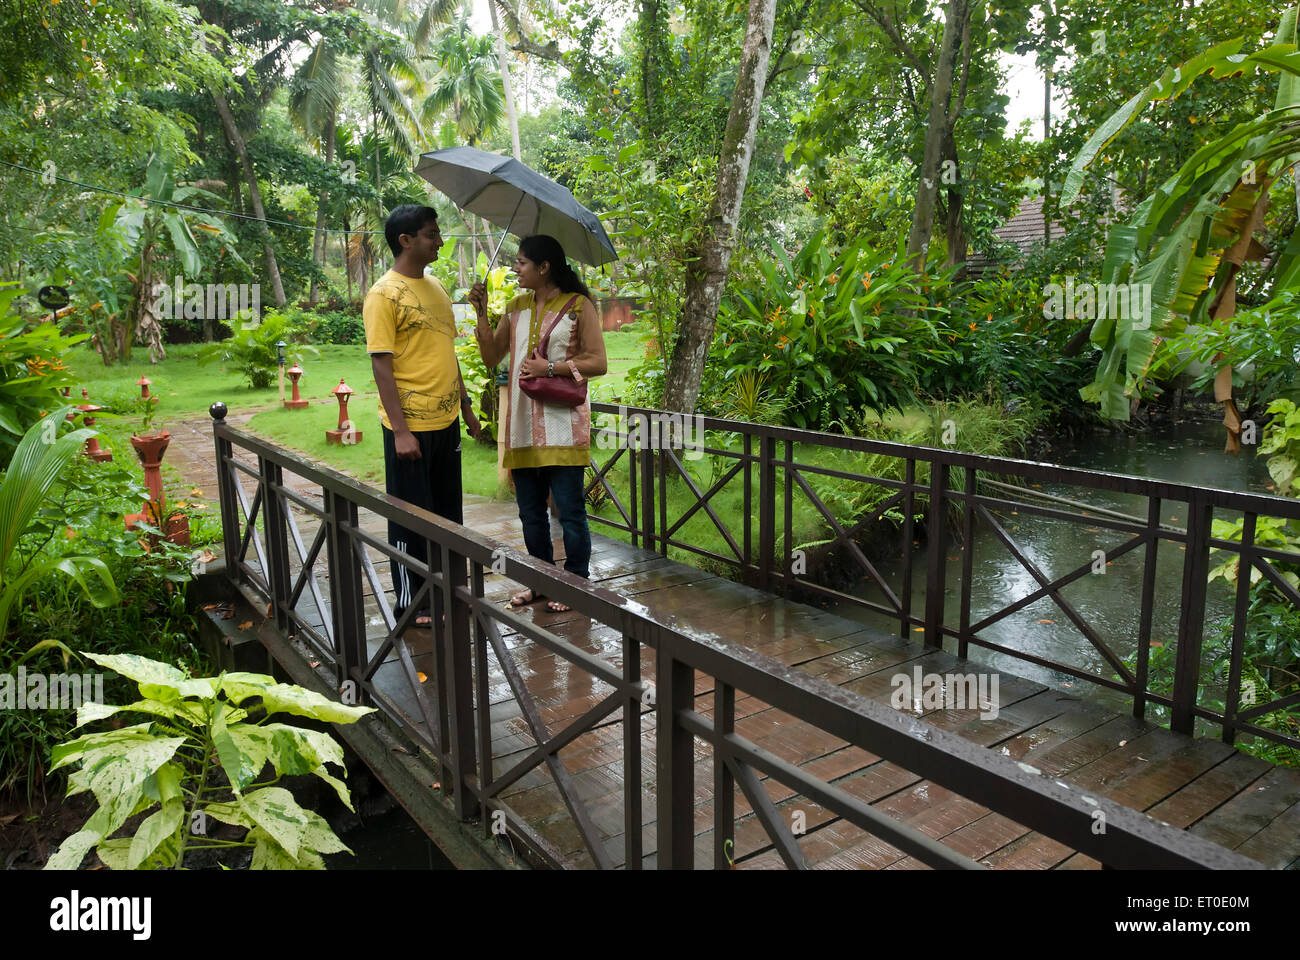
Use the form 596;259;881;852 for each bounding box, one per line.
585;402;1300;751
210;405;1260;869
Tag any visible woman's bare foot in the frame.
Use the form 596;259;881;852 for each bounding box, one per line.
546;599;570;613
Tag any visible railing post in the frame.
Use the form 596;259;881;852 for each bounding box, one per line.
743;432;753;577
1223;513;1257;745
470;559;496;839
260;457;292;634
900;459;916;638
212;414;241;587
923;460;950;651
639;414;657;554
440;543;478;820
628;410;639;549
324;491;366;702
783;439;793;597
958;467;975;659
1171;497;1213;735
655;643;694;869
1132;497;1162;720
758;431;776;591
623;622;643;870
713;681;735;870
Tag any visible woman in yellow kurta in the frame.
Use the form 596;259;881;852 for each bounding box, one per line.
469;235;607;612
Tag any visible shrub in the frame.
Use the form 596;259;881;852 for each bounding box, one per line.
1;414;217;801
306;308;365;345
0;282;86;467
46;654;374;869
705;231;958;430
937;273;1098;430
197;309;319;389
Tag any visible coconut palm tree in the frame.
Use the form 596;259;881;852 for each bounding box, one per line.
289;41;343;303
290;0;439;299
420;13;506;146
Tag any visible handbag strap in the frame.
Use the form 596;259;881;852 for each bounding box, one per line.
534;294;581;356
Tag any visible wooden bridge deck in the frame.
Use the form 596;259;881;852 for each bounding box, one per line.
233;470;1300;870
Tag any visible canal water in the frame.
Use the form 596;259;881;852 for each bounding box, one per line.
834;418;1277;713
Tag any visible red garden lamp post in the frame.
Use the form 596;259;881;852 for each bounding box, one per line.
326;378;361;445
77;388;112;462
284;362;309;410
124;375;185;544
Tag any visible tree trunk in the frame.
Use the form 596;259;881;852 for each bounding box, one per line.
904;0;968;269
343;215;353;304
487;1;523;160
660;0;778;415
211;88;288;308
638;0;666;140
310;117;336;303
942;130;966;275
134;245;166;364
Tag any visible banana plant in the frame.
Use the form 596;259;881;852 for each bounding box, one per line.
0;410;118;644
115;153;246;364
1062;8;1300;445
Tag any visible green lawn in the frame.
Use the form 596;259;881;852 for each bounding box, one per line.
64;328;646;501
67;328;646;428
245;397;504;497
68;342;380;424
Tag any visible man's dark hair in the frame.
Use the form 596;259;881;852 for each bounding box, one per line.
385;204;439;258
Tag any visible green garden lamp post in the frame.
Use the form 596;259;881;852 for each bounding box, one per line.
276;340;288;403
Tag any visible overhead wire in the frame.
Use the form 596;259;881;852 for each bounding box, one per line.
0;158;498;238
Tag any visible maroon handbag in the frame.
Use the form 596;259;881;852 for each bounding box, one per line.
518;295;587;407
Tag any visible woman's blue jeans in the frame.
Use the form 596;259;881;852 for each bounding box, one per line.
511;465;591;579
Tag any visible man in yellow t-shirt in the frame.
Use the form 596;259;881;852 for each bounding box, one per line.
364;204;480;627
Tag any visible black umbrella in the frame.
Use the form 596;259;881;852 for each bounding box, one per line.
414;146;617;269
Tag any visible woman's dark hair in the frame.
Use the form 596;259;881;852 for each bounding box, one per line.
384;204;439;258
518;235;592;301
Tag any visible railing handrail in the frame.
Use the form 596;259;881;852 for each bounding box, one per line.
211;416;1264;869
590;400;1300;518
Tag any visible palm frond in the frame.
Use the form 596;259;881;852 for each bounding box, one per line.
289;42;341;143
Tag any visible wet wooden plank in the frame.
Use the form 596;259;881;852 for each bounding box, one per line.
1146;751;1272;829
1191;766;1300;858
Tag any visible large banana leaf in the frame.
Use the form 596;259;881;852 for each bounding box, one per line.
0;409;94;574
0;409;115;641
1062;41;1300;203
1065;10;1300;420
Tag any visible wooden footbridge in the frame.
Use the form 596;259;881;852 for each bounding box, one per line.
200;401;1300;869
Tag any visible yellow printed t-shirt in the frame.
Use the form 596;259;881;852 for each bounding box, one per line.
363;270;459;431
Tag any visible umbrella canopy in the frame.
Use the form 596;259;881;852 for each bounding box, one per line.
414;146;617;268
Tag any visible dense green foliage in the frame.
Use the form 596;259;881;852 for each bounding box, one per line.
0;284;85;464
703;233;957;429
1;411;218;800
